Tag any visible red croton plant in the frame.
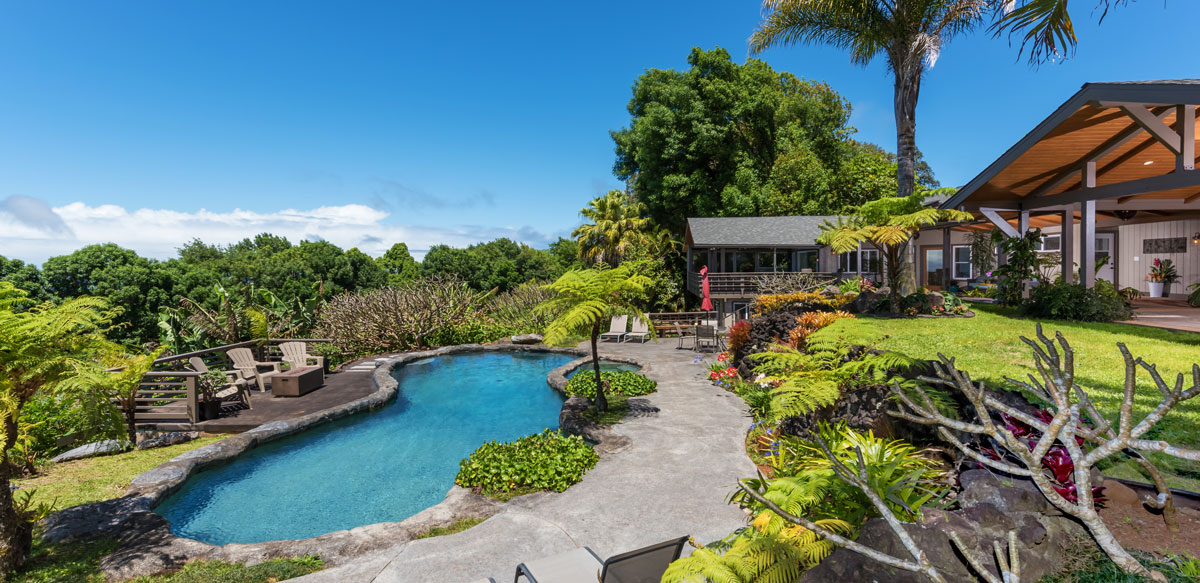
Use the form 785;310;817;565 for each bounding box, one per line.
983;410;1107;505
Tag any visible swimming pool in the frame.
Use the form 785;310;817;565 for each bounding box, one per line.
155;351;577;545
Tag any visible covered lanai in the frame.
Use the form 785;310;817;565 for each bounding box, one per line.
936;80;1200;295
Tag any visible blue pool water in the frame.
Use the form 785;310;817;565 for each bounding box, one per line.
156;351;577;545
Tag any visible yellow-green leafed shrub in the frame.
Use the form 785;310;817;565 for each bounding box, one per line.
753;292;855;316
455;429;598;496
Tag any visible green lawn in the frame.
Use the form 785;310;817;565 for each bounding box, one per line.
815;304;1200;489
15;436;226;511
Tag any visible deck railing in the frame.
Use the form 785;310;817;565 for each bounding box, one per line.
135;338;332;425
685;271;840;297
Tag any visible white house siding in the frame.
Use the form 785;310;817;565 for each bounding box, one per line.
1115;219;1200;298
909;229;979;287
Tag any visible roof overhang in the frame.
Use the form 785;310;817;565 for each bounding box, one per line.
941;80;1200;215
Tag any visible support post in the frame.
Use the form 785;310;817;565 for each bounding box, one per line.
1080;201;1096;288
186;374;198;424
1018;210;1030;235
1178;105;1196;173
1061;209;1074;284
942;227;953;288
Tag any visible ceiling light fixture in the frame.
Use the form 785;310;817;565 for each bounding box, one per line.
1144;160;1155;166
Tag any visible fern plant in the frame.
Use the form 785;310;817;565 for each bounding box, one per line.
749;333;927;422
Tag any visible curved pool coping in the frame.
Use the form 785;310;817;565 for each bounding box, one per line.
42;343;652;576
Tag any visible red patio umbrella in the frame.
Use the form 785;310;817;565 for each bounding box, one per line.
700;266;713;311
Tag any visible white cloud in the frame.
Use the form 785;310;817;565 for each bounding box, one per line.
0;197;555;265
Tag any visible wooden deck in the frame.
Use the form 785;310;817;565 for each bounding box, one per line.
140;357;386;433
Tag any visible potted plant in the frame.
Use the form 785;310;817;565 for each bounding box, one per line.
197;370;228;420
1148;258;1180;297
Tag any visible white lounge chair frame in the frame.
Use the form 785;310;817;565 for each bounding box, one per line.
624;317;651;343
599;315;628;343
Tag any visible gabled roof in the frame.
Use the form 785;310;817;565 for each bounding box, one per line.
684;216;834;249
940;79;1200;213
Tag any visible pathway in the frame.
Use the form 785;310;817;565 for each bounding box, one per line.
291;340;755;583
1124;298;1200;334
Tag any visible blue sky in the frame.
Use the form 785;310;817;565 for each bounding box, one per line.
0;1;1195;264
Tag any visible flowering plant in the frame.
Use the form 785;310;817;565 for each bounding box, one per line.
1149;258;1180;284
708;366;739;388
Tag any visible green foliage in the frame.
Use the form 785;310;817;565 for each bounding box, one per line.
422;238;565;292
968;228;997;276
749;334;926;421
375;242;421;286
414;517;485;539
572;190;662;267
994;228;1043;306
612;47;904;236
425;319;519;347
1023;280;1134;323
675;424;945;583
564;370;656;399
818;191;972;313
455;429;599;497
127;556;324;582
1038;546;1199;583
9;537;116;583
1189;282;1200;307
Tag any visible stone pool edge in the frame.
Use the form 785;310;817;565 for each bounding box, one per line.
41;343;653;578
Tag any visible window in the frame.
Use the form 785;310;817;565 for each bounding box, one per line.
953;246;972;280
861;248;881;275
839;250;859;273
795;250;819;271
1037;234;1061;252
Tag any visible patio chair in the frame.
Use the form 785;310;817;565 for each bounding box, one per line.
514;536;689;583
674;323;695;350
694;325;722;353
279;341;324;371
188;357;252;410
227;347;281;392
625;317;652;344
599;315;628;343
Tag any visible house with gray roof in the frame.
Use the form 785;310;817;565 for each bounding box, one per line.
683;216;882;318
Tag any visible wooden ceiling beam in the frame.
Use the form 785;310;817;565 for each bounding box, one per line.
1111;102;1182;154
1030;106;1172;198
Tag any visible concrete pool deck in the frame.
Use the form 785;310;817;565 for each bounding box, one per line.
290;340;754;583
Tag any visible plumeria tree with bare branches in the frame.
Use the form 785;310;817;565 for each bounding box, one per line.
889;325;1194;581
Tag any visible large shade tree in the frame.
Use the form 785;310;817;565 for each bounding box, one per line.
613;47;897;236
0;283;114;574
539;266;652;413
818;190;971;314
750;0;987;200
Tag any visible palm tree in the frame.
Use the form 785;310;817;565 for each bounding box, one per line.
538;266;652;413
993;0;1130;64
571;191;658;267
818;191;972;314
0;282;114;574
750;0;987;199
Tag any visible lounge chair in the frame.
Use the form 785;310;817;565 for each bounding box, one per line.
599;315;628;343
625;317;651;344
514;536;689;583
227;347;281;392
674;323;695;350
279;341;324;371
188;357;252;410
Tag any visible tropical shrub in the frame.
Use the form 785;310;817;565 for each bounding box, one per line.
564;370;656;399
726;320;752;355
484;282;560;334
316;275;488;353
753;292;854;316
426;319;519;346
750;336;926;421
1022;279;1133;322
994;228;1042;306
455;429;599;496
668;424;946;583
787;310;854;349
